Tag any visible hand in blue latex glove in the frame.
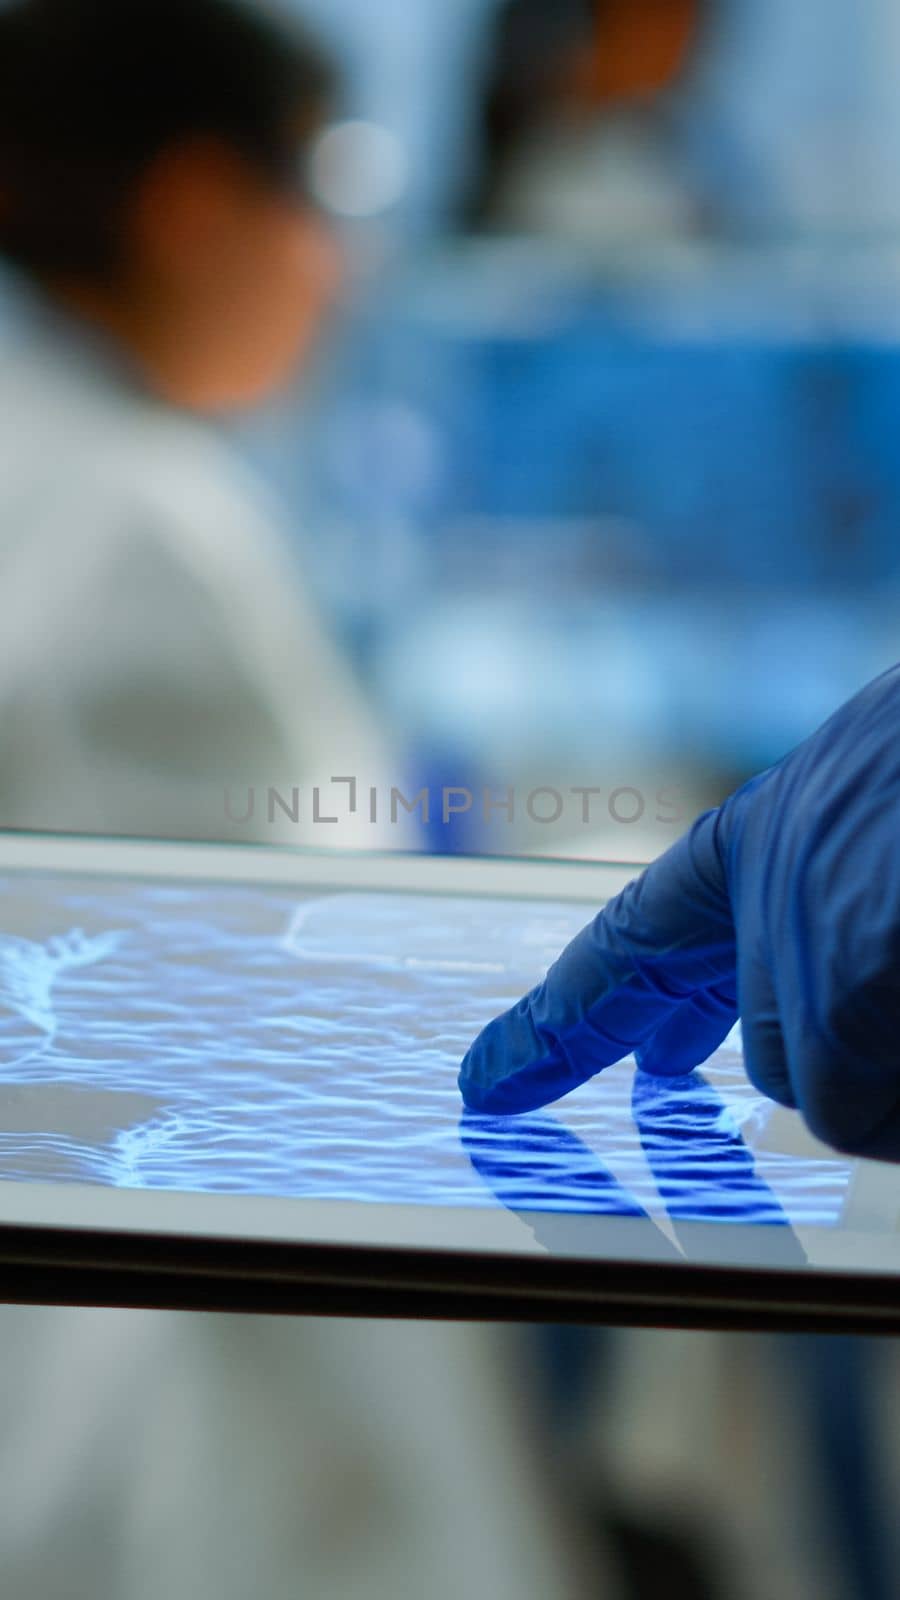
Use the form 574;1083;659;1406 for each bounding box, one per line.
459;666;900;1160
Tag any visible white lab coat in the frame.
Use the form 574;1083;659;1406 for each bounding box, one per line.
0;298;398;847
0;295;579;1599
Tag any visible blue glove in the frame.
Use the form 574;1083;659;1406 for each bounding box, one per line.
459;665;900;1161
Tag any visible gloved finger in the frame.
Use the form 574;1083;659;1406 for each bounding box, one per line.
459;914;728;1115
458;996;582;1115
459;811;737;1115
635;982;737;1078
738;948;797;1108
784;966;900;1160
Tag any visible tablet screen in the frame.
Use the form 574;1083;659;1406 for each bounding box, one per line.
0;864;897;1278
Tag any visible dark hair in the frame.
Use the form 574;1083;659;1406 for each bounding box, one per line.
0;0;334;278
462;0;593;226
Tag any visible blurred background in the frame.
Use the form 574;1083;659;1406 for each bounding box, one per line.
221;0;900;859
4;0;900;858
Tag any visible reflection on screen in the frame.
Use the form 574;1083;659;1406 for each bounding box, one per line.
0;875;853;1228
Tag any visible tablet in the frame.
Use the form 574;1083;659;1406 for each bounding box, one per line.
0;833;897;1332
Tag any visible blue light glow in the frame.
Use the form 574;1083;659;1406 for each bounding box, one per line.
0;877;851;1227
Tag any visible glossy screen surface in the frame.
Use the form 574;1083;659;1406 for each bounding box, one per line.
0;872;868;1237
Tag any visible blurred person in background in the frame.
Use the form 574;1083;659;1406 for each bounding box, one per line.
0;0;398;846
466;0;719;242
0;4;581;1597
